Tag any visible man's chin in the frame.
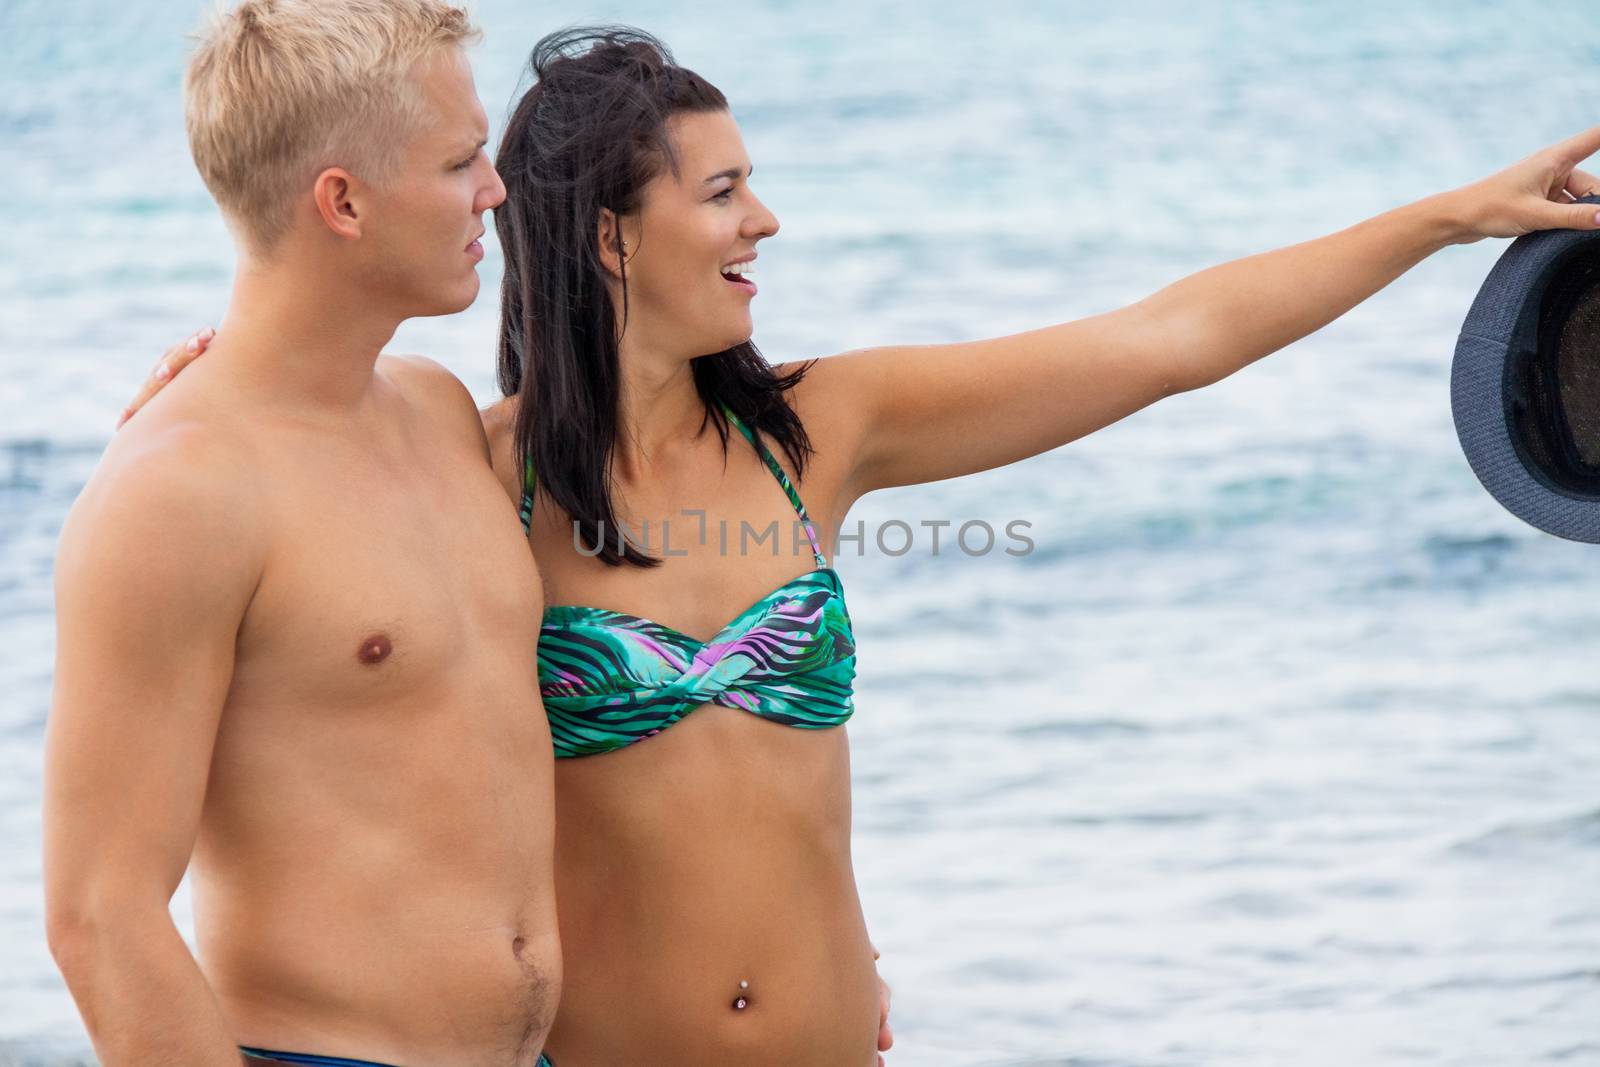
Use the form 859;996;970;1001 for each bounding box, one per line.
414;276;481;318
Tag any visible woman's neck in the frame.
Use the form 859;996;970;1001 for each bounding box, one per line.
613;340;707;480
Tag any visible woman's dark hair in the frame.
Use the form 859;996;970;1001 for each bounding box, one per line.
495;26;813;567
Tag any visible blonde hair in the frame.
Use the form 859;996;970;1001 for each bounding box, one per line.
184;0;480;251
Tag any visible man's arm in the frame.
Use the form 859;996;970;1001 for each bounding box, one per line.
44;424;263;1066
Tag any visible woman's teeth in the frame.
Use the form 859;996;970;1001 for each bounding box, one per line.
721;262;754;277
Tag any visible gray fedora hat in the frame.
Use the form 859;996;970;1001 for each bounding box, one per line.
1452;193;1600;541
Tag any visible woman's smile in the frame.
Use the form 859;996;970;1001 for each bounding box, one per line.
720;255;757;296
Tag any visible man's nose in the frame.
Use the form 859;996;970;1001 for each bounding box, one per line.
482;164;508;212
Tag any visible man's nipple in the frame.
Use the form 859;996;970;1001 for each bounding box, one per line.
357;634;393;665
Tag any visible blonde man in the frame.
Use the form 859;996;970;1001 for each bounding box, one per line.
43;2;560;1064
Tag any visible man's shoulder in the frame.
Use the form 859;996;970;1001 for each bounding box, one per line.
378;354;487;450
379;353;472;412
379;351;461;386
58;414;264;598
93;411;255;514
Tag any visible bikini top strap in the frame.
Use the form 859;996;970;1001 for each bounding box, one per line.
521;410;829;568
519;457;537;535
720;403;828;568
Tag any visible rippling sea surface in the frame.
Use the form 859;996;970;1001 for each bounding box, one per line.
5;1;1600;1063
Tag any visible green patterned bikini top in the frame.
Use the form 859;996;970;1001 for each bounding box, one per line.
522;406;857;759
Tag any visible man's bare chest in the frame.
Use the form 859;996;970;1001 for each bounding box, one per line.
229;444;541;708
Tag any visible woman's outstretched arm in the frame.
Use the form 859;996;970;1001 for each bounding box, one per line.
820;126;1600;497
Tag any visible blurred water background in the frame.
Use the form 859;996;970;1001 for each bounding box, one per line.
4;0;1600;1064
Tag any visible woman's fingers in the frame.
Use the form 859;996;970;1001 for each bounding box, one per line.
877;973;893;1054
870;940;891;1059
1565;167;1600;200
1553;125;1600;171
1455;130;1600;242
117;327;214;429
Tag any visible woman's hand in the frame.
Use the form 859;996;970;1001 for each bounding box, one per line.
873;941;893;1065
115;327;214;429
1447;125;1600;244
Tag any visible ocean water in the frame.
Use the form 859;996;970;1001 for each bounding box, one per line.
4;1;1600;1064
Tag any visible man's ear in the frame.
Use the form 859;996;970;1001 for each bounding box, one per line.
596;208;633;276
312;167;363;240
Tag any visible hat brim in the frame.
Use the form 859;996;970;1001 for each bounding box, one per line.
1451;194;1600;542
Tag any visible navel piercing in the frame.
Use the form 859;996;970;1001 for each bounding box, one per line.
733;978;750;1010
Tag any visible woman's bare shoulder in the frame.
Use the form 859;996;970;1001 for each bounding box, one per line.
478;394;523;507
786;354;871;454
480;393;518;443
